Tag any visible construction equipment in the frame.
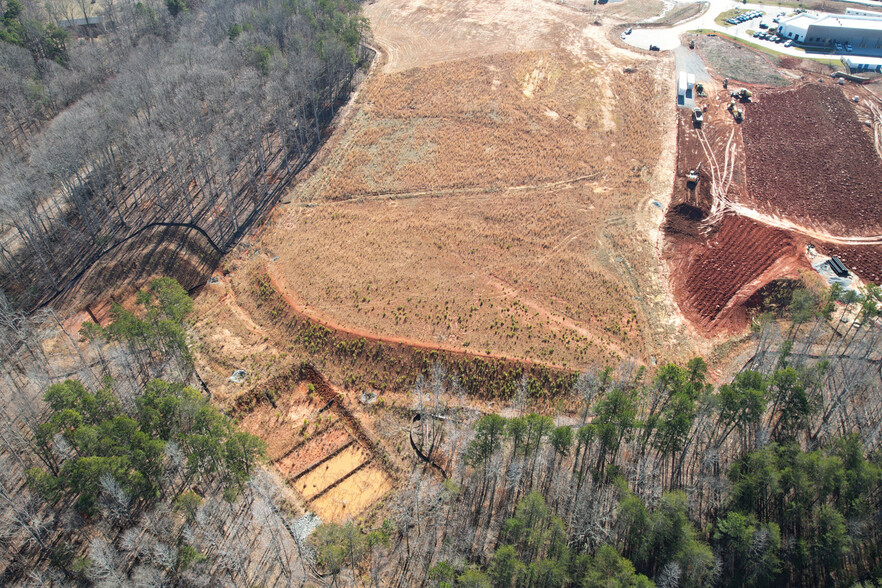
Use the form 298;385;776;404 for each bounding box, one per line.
686;162;702;185
692;107;704;127
689;39;695;49
728;100;744;122
723;78;728;89
695;82;706;97
731;88;753;102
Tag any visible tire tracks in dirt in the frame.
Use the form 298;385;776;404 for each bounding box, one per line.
262;260;577;371
484;273;638;364
294;174;602;208
698;122;882;246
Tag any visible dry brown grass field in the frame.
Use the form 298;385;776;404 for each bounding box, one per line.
249;0;700;371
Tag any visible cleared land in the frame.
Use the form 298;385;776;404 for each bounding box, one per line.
294;51;661;201
669;213;807;331
695;35;787;86
665;72;882;335
364;0;660;73
741;84;882;237
267;40;689;368
236;378;393;522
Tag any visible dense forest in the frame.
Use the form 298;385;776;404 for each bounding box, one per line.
0;0;367;310
1;279;275;585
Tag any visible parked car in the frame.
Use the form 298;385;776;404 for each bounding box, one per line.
784;39;793;47
624;27;632;34
846;44;854;52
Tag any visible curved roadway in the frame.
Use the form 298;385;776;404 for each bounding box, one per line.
624;0;854;59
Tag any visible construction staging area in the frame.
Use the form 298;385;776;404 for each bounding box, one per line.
664;41;882;334
182;0;882;525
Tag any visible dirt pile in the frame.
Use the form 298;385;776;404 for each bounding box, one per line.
673;215;805;331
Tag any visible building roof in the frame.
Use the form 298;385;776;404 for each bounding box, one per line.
829;257;849;277
811;14;882;31
842;54;882;66
782;12;882;32
845;8;882;19
782;14;817;32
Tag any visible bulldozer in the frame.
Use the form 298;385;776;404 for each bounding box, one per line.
686;162;702;186
727;100;744;122
695;82;707;97
731;88;753;102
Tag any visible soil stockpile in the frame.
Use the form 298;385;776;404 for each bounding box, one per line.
675;215;801;329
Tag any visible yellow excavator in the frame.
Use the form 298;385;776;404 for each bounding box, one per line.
728;99;744;122
731;88;753;102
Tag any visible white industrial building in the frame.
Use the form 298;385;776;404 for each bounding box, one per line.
778;12;882;51
842;54;882;72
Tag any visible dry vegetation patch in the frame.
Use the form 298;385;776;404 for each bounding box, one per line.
294;51;664;201
272;187;640;366
696;35;788;87
269;48;689;367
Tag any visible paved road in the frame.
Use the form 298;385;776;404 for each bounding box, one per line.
622;0;867;60
673;46;711;108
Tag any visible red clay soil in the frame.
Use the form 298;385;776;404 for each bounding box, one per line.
668;214;809;334
741;84;882;237
664;103;800;335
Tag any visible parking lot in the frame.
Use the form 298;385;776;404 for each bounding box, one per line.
619;0;855;60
